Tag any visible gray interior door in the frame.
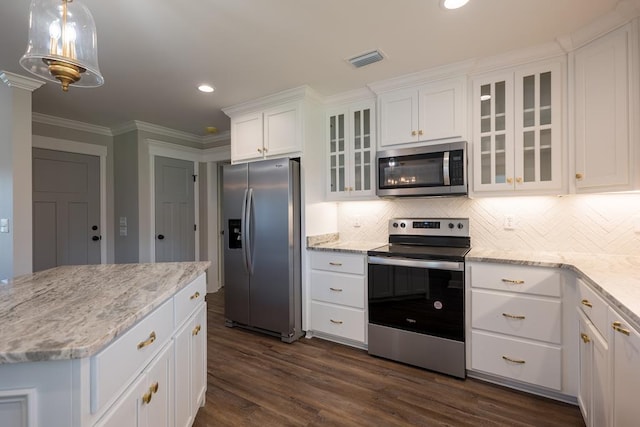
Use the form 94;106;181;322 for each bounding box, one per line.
32;148;101;272
155;156;195;262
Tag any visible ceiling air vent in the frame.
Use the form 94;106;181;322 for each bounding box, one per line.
348;50;384;68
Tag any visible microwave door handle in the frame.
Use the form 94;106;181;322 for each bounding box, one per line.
443;151;450;186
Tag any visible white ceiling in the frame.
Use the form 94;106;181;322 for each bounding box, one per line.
0;0;621;137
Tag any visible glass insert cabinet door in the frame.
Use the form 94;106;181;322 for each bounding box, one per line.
473;74;514;191
327;104;374;198
514;64;561;190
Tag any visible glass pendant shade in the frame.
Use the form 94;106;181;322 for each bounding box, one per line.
19;0;104;91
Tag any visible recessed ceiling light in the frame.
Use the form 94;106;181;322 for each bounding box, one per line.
442;0;470;10
198;84;215;93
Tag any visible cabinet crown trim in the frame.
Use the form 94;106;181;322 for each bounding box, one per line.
222;85;323;117
368;60;472;94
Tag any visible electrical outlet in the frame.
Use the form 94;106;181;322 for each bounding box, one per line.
634;216;640;234
0;218;9;233
504;214;515;230
353;215;362;228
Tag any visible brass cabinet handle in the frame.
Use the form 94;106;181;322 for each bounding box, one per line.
329;262;343;266
263;147;268;153
329;287;343;292
190;291;200;300
581;299;593;308
580;333;591;344
502;355;526;364
142;390;152;404
501;278;525;285
506;177;513;184
137;331;157;350
418;130;424;136
576;173;584;180
516;177;523;183
192;324;202;336
612;321;631;336
411;130;417;136
151;382;159;394
330;319;343;325
502;313;526;320
257;147;263;153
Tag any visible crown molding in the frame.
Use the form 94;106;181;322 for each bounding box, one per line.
32;113;113;136
367;59;474;94
469;41;566;76
111;120;206;144
201;130;230;146
324;87;376;106
222;85;324;117
0;71;45;92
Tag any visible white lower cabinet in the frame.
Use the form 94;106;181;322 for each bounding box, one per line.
609;307;640;426
577;309;609;427
175;303;207;427
309;251;367;346
96;341;174;427
467;262;570;393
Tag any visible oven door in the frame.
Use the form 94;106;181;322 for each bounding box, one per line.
367;256;464;342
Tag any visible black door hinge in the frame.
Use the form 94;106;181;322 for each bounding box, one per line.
194;224;197;231
193;174;197;182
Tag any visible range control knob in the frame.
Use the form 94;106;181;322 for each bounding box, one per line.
457;223;464;229
448;223;455;229
400;222;406;228
392;222;399;228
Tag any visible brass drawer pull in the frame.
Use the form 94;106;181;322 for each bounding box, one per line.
502;278;524;284
612;321;630;336
137;331;157;350
581;299;593;308
502;313;525;320
330;319;343;325
151;382;159;394
329;262;343;266
502;355;526;364
190;291;201;300
329;287;343;292
192;324;202;336
142;390;152;404
580;333;591;344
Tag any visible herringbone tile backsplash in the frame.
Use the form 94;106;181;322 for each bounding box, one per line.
336;194;640;255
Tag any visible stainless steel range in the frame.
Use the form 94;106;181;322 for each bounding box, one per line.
367;218;470;379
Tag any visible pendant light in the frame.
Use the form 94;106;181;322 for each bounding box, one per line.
20;0;104;91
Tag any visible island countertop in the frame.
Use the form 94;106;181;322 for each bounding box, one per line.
0;262;210;364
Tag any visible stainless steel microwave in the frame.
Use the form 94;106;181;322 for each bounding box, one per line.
376;141;467;197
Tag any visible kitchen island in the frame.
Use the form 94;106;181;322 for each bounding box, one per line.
0;261;210;427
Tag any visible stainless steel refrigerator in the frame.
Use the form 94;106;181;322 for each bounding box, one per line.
223;157;302;343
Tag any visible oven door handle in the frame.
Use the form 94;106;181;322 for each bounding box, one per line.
368;256;464;272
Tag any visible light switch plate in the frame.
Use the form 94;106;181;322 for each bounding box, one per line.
0;218;9;233
503;215;515;230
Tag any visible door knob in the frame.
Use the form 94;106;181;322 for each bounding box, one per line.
157;234;165;240
92;235;101;241
91;225;98;231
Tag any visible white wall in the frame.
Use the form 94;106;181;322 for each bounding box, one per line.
336;193;640;255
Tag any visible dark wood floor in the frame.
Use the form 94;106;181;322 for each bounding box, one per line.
193;289;584;426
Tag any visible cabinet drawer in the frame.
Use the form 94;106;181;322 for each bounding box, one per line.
472;290;562;344
469;262;561;297
311;270;365;309
577;278;608;337
471;330;562;390
91;298;174;414
175;273;206;328
311;251;365;275
311;302;365;343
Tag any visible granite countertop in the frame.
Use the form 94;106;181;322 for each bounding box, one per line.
306;232;384;254
0;261;210;364
468;248;640;329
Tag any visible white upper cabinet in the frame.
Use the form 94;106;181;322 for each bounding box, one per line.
376;76;466;148
224;86;321;164
472;60;564;194
326;101;376;199
572;22;639;193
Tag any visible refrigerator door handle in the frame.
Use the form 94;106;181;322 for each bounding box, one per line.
245;187;254;274
240;188;249;272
